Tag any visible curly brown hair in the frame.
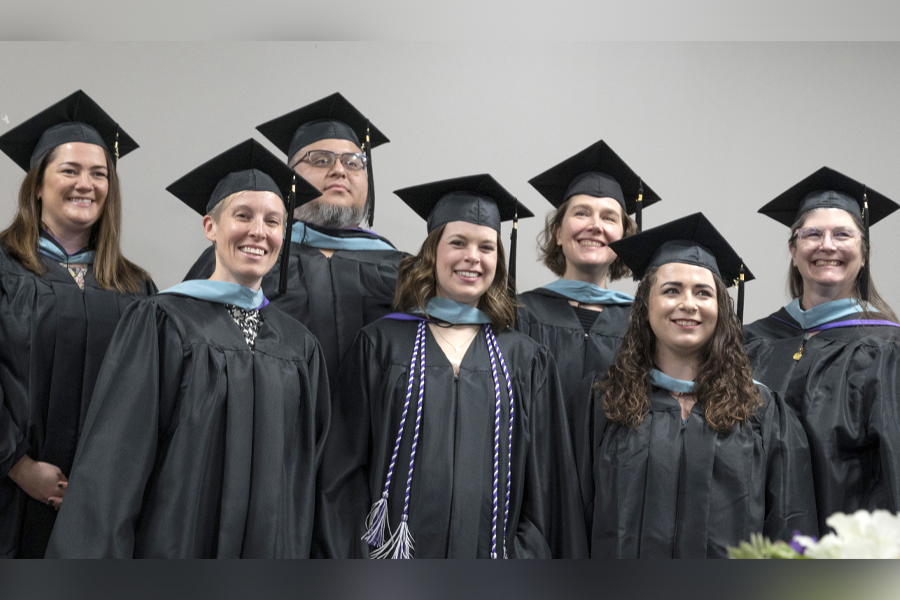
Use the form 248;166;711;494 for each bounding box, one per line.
0;145;150;294
787;209;898;323
597;265;762;433
394;224;516;330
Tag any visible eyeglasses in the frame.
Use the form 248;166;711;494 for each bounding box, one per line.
793;227;860;245
294;150;368;172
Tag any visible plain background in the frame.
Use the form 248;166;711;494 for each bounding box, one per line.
2;42;899;323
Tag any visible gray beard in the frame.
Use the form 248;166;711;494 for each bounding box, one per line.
293;200;368;229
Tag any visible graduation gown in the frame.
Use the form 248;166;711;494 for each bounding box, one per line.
314;317;588;558
0;247;156;558
184;225;405;383
744;308;900;535
516;287;630;405
45;293;330;558
571;378;817;558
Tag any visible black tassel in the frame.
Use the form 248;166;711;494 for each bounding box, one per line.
737;263;745;326
636;179;643;232
862;187;870;302
364;120;375;227
277;176;296;298
508;207;518;299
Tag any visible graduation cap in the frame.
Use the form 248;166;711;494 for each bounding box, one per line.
256;92;388;227
394;174;534;293
759;166;899;301
166;138;321;296
0;90;138;171
528;140;661;231
609;212;754;322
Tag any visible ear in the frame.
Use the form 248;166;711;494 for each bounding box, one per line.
554;224;562;247
202;215;216;244
788;242;797;267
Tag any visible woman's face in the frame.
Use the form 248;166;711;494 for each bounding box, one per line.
38;142;109;239
434;220;498;307
789;208;864;300
204;191;285;290
556;195;625;277
649;262;718;362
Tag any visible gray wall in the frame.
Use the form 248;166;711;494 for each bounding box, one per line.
2;42;898;323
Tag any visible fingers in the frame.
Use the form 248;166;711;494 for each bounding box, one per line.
47;494;64;511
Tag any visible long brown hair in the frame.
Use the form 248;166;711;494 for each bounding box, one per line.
0;145;150;293
787;209;898;323
597;266;762;433
537;197;637;281
394;224;516;330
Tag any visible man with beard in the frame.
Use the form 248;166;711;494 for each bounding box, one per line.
185;94;405;384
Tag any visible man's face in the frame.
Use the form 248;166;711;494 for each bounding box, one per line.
290;138;368;213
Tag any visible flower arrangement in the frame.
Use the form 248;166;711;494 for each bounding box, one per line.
728;509;900;559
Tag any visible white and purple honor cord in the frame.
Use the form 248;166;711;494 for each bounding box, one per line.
363;321;515;559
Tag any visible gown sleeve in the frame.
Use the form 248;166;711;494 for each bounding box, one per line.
312;330;377;559
512;346;590;558
759;385;818;541
0;383;28;480
45;300;183;558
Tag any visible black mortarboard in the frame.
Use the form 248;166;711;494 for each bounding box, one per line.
395;174;534;294
528;140;661;230
256;92;389;227
394;174;533;233
759;166;898;301
166;139;318;216
166;139;322;296
610;212;754;322
758;166;899;228
0;90;138;171
256;93;388;161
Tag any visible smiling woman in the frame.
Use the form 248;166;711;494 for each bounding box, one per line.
315;174;587;559
569;213;817;558
517;140;659;429
0;91;156;558
744;167;900;537
46;139;332;558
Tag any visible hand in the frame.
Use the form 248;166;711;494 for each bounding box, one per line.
7;456;67;511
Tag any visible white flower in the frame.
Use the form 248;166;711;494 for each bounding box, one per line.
795;510;900;559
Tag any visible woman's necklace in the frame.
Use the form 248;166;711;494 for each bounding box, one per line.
431;324;480;353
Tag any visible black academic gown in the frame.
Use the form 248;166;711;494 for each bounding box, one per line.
314;317;588;559
517;287;630;407
744;308;900;536
184;224;406;384
45;293;330;558
570;377;817;558
0;247;156;558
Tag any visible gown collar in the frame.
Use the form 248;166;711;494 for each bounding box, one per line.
290;221;396;252
540;279;634;305
159;280;268;311
38;230;96;265
783;297;876;330
649;368;695;393
409;297;492;325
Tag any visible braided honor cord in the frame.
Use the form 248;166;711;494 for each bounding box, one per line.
485;325;515;559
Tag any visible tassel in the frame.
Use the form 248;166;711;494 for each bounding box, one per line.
364;121;375;227
370;515;414;559
636;179;643;232
508;204;518;298
861;187;870;302
737;263;745;325
276;177;296;298
362;493;391;548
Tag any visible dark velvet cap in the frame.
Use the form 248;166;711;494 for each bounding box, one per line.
528;140;661;214
394;174;534;234
256;92;389;163
759;166;899;228
609;212;754;285
0;90;138;171
166;139;320;216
